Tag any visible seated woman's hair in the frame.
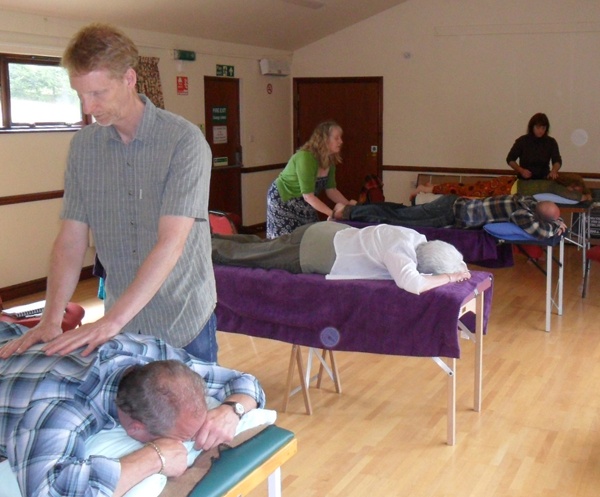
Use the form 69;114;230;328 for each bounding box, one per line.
416;240;467;275
527;112;550;135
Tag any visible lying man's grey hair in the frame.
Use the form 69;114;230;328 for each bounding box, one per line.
415;240;467;275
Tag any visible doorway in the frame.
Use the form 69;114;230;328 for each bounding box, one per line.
293;77;383;202
204;76;242;219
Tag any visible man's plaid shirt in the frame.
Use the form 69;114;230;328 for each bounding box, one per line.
453;194;564;239
0;323;265;497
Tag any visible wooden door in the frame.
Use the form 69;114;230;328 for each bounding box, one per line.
204;76;242;218
293;77;383;202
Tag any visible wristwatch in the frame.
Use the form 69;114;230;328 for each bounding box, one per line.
222;401;245;419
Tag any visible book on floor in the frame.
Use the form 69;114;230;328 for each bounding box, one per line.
1;300;46;319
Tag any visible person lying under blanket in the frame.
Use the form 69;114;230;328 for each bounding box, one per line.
333;194;567;240
212;222;472;295
0;322;265;497
411;173;591;202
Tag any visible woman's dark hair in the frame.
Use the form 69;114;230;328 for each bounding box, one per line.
527;113;550;136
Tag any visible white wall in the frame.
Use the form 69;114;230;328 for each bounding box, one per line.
293;0;600;203
4;1;600;288
0;10;292;289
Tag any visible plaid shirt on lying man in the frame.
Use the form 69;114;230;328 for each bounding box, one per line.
452;194;564;239
0;323;265;497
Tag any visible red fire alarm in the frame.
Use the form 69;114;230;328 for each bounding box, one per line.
177;76;189;95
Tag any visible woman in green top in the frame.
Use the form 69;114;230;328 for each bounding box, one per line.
266;121;357;238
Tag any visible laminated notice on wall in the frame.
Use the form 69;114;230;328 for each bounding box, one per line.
213;125;228;144
213;157;229;167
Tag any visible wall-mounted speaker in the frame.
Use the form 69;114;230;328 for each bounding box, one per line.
259;59;291;76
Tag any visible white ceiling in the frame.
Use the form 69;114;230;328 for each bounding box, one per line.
0;0;408;51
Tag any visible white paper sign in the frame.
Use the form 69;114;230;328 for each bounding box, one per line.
213;125;228;144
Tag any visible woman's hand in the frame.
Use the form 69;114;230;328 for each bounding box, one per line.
519;168;532;179
329;203;347;221
447;270;471;283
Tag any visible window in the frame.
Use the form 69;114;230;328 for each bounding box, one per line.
0;53;88;132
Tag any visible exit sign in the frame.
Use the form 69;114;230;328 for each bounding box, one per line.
216;64;235;77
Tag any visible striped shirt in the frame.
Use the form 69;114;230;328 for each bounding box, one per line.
61;95;215;348
453;194;564;239
0;322;265;497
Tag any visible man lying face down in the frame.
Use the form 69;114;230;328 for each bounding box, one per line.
333;194;567;240
212;222;471;295
0;323;264;497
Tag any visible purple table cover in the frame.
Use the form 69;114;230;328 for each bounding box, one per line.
215;266;493;359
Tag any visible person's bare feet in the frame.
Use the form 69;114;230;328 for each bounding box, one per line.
409;182;434;201
332;202;347;220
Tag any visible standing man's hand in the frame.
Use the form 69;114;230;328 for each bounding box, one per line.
42;317;122;356
0;322;63;358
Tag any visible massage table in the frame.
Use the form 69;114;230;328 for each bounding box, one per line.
483;222;564;332
184;425;296;497
527;194;593;285
215;265;493;445
561;202;591;267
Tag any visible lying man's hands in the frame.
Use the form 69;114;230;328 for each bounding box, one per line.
192;404;239;451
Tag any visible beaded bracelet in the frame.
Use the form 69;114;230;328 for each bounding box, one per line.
145;441;166;475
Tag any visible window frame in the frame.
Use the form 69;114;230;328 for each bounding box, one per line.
0;52;91;133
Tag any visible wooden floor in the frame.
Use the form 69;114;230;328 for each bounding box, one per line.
5;245;600;497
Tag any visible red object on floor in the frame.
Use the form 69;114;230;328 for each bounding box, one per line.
583;245;600;298
0;302;85;331
513;244;544;260
588;245;600;263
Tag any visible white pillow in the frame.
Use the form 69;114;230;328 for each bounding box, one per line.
0;403;277;497
414;192;442;205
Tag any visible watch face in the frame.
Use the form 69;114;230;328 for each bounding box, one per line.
224;401;244;418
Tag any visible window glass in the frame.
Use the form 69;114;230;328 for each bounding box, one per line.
0;54;86;131
8;62;81;126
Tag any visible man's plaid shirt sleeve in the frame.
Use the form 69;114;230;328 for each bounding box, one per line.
510;199;564;240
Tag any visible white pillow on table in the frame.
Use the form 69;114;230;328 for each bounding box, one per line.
0;400;276;497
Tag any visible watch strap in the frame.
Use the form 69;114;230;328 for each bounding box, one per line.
222;401;244;419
